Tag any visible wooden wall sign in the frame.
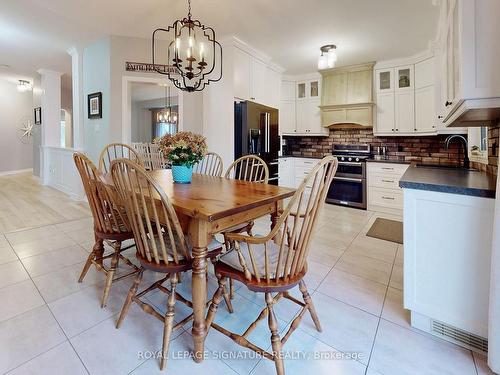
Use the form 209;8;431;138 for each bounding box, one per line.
125;62;178;74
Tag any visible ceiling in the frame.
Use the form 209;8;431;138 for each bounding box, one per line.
0;0;440;82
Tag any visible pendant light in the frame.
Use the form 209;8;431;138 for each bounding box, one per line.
152;0;223;92
318;45;337;70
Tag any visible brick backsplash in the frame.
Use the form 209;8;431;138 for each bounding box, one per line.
285;127;500;175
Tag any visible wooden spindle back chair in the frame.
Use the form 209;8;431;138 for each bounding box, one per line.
110;158;221;371
224;155;269;183
98;143;142;173
73;153;139;307
148;143;169;170
193;151;223;177
206;155;338;375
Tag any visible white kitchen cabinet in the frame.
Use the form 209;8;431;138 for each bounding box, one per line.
437;0;500;127
395;90;415;133
297;79;320;101
234;48;252;101
296;99;323;135
395;65;414;92
278;157;294;188
233;46;282;108
367;162;409;215
281;80;295;101
376;92;396;133
415;86;436;133
279;100;296;134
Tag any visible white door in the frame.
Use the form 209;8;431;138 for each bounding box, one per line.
296;100;308;133
395;91;415;133
415;86;436;133
233;48;251;100
307;99;323;134
281;80;295;101
266;67;281;108
279;100;296;134
376;92;395;133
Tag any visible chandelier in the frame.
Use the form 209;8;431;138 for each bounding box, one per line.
152;0;222;92
317;45;337;70
156;85;178;124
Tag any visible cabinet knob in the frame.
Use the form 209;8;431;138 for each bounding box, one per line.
395;129;399;131
437;115;443;119
391;128;394;131
445;101;453;107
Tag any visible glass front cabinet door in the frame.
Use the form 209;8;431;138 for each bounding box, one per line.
376;69;394;93
395;65;414;91
297;82;306;99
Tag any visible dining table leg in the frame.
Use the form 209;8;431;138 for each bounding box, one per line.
188;218;209;363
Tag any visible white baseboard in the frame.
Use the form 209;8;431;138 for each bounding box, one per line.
0;168;33;176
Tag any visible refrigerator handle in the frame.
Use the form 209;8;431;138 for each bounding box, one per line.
265;113;270;153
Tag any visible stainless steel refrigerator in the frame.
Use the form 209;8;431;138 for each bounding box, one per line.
234;101;279;185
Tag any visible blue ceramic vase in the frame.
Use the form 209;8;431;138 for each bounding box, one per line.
171;164;193;184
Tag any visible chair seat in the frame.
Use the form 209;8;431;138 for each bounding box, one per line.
218;240;288;279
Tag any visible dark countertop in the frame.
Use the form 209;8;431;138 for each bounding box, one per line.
367;157;411;165
279;155;322;159
399;166;497;198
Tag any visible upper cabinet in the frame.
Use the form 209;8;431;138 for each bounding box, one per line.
437;0;500;127
319;63;375;128
279;75;328;136
233;45;282;109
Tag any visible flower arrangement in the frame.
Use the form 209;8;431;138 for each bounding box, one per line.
155;131;207;167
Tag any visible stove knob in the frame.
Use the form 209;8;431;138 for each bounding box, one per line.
340;157;345;161
355;157;360;162
348;157;352;161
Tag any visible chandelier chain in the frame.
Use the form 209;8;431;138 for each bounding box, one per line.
187;0;191;18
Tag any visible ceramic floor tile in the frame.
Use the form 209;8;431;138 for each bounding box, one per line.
251;328;367;375
350;234;399;254
65;227;96;244
12;233;76;259
0;279;45;322
49;280;129;337
6;341;88;375
317;269;387;316
21;244;89;278
70;304;165;375
370;319;477;375
309;238;346;266
381;287;411;329
346;241;397;264
55;217;94;233
389;264;403;290
335;252;393;285
299;292;379;365
33;261;102;303
130;331;237;374
0;305;66;374
0;244;18;265
5;225;60;245
473;353;496;375
0;260;29;289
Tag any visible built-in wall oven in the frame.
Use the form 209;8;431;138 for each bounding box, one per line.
326;144;370;209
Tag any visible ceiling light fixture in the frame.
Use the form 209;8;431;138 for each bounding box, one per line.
152;0;222;92
318;45;337;70
17;80;32;92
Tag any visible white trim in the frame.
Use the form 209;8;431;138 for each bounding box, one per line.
121;75;184;144
0;168;33;176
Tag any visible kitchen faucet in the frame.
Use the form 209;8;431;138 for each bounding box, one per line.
445;134;470;169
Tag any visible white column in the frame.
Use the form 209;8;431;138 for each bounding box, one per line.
37;69;62;184
67;47;84;150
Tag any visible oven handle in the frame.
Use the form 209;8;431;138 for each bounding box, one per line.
338;161;363;166
333;176;363;183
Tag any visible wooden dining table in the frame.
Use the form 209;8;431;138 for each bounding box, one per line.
103;169;295;362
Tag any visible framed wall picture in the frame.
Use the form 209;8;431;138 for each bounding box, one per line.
34;107;41;125
87;92;102;119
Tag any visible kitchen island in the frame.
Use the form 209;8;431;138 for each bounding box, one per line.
399;166;496;352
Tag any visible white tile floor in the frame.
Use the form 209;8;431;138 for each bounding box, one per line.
0;175;496;375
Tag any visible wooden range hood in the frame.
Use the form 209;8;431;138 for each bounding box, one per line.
319;62;375;128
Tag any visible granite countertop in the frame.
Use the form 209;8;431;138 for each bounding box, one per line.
367;157;411;165
399;166;497;198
